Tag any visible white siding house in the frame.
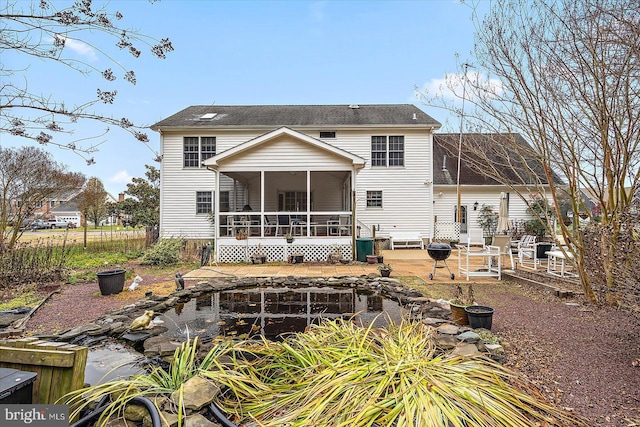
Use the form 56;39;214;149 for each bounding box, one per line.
152;104;441;262
432;133;558;241
152;105;555;262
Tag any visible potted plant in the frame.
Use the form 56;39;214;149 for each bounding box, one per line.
328;244;343;263
464;305;495;330
251;244;267;264
285;233;294;244
449;284;475;325
477;205;498;245
377;263;392;277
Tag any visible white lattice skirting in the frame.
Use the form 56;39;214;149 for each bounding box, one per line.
218;243;352;263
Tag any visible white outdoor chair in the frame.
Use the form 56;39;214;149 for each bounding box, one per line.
491;235;515;270
275;214;290;236
457;228;501;280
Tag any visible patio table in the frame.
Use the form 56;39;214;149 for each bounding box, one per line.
546;250;577;278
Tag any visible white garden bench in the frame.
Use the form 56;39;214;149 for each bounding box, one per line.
389;232;425;250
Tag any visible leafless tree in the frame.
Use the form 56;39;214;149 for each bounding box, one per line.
78;176;107;225
0;146;85;251
0;0;173;163
419;0;640;303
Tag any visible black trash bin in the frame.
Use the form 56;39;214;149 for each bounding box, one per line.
0;368;37;404
355;238;374;263
97;269;126;295
536;242;553;260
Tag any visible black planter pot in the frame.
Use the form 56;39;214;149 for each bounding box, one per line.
380;269;391;277
96;269;126;295
464;305;494;330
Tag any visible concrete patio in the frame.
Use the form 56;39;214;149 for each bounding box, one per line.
184;248;508;284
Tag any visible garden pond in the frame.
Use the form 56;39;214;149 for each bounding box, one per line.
85;283;410;385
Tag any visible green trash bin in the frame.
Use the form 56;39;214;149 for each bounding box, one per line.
355;238;374;262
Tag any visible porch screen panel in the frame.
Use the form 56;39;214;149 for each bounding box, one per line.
388;136;404;166
371;136;387;167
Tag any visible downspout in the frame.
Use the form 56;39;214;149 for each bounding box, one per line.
206;165;219;263
351;166;357;260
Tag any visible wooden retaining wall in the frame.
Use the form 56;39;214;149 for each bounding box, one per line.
0;337;87;404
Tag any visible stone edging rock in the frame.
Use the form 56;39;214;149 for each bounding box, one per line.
30;274;504;362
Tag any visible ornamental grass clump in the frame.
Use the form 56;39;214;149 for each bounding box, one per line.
62;336;226;426
203;319;586;427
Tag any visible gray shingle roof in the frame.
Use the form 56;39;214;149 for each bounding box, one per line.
152;104;441;129
433;133;562;186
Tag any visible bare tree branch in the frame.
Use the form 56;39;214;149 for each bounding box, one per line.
0;0;173;161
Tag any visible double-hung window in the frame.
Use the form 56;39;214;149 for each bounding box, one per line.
184;137;217;168
196;191;213;214
366;191;383;208
371;136;404;167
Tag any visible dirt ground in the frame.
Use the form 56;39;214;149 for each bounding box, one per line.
10;262;640;427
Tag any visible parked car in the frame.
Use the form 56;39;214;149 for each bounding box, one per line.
48;218;71;229
19;218;34;230
28;219;52;230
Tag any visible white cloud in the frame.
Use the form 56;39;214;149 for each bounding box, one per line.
64;38;97;61
110;170;132;186
418;72;504;103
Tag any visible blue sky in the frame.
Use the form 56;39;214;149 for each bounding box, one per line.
3;0;488;196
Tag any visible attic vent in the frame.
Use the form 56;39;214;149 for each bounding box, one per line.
412;113;417;120
348;104;360;109
442;155;448;171
200;113;217;120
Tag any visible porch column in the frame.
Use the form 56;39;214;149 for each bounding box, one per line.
306;170;311;235
260;170;265;237
214;168;220;262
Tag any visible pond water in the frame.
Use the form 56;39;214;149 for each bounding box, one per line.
85;286;407;384
85;342;143;386
159;286;406;341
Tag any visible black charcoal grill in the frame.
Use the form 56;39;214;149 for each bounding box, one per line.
427;242;455;280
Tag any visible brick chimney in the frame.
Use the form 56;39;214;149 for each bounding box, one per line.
118;193;125;202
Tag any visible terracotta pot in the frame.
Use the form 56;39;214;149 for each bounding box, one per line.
449;301;470;325
366;255;378;264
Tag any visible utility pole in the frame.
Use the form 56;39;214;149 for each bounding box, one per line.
456;63;471;237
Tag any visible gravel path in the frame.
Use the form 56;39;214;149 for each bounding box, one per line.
480;282;640;427
22;270;640;426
